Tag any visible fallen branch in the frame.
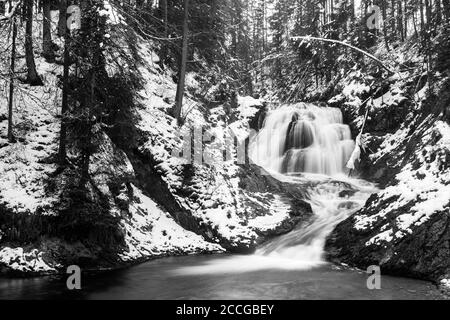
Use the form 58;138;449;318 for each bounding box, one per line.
291;35;395;74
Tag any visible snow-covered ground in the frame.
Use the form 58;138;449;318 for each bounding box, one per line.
355;119;450;246
329;60;450;249
325;39;450;283
133;40;304;249
0;5;304;274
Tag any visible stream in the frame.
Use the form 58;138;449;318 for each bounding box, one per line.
0;103;445;300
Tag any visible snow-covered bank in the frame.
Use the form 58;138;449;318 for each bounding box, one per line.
0;8;311;275
324;40;450;285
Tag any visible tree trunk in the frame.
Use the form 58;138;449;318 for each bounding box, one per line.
8;16;18;143
436;0;442;26
391;0;397;40
59;29;70;165
42;0;54;61
381;0;390;51
419;0;425;41
398;0;404;41
412;8;419;38
158;0;169;66
58;0;67;37
443;0;450;19
25;0;43;86
162;0;168;37
404;1;408;39
172;0;189;125
425;0;432;26
80;71;95;186
0;1;5;15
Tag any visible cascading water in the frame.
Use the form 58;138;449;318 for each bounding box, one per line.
249;103;355;175
175;103;377;275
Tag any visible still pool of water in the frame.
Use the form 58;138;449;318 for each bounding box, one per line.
0;255;444;300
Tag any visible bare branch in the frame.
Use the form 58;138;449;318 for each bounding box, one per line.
0;0;22;22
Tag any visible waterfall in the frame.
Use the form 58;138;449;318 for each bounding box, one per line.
175;103;376;275
249;103;355;176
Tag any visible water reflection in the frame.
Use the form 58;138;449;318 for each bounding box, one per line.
0;255;442;300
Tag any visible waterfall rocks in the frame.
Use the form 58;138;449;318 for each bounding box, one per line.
237;164;313;242
250;103;355;176
325;74;450;285
325;194;450;283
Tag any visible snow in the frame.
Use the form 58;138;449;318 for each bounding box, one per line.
119;185;223;261
354;119;450;246
248;195;291;232
371;87;407;110
342;80;370;98
0;247;57;273
369;125;409;160
366;229;393;246
441;279;450;289
99;1;125;25
436;120;450;145
237;96;263;119
0;60;61;215
0;7;309;274
131;40;296;246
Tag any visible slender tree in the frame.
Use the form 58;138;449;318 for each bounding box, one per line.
443;0;450;19
59;8;70;165
42;0;54;61
24;0;43;85
8;14;18;143
0;1;5;15
172;0;189;125
58;0;67;36
158;0;169;66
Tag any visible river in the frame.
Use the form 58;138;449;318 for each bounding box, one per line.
0;254;443;300
0;103;444;300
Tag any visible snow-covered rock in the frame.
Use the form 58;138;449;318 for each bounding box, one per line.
326;107;450;282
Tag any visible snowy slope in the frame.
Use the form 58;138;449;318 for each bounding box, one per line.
0;4;308;274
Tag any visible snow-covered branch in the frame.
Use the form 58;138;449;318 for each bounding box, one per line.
291;35;394;74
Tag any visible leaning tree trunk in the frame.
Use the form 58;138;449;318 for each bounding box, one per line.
172;0;189;125
8;15;18;143
42;0;54;61
25;0;43;86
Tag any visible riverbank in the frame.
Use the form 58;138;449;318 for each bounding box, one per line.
318;40;450;291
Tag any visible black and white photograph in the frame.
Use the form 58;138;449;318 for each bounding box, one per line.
0;0;449;304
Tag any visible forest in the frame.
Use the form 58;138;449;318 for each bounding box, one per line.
0;0;449;300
